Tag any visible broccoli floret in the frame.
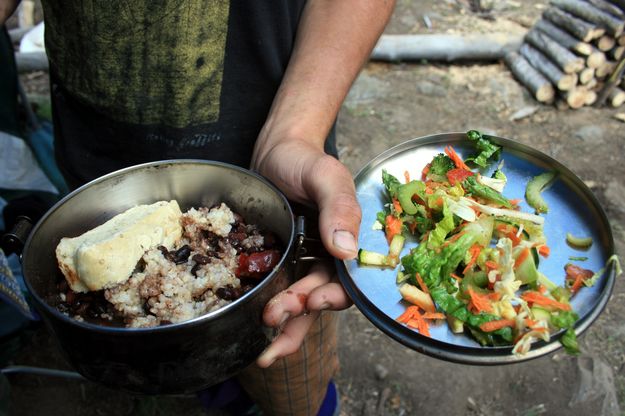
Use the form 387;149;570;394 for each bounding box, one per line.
429;154;455;177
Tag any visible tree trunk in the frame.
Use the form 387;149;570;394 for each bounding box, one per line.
519;43;578;90
561;88;588;108
608;86;625;105
535;18;593;55
579;67;596;84
370;33;523;62
597;35;616;51
15;51;49;73
551;0;625;37
596;60;616;78
587;0;625;17
586;47;607;68
504;52;556;103
609;45;625;59
543;6;605;42
525;29;586;73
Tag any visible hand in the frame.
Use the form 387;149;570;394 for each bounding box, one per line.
251;139;361;367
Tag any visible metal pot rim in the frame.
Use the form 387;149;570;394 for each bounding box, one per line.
22;159;296;334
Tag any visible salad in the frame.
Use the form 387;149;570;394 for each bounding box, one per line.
358;130;620;356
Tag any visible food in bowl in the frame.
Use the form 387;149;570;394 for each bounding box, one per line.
55;200;282;328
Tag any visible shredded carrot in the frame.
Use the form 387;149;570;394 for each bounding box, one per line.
524;318;537;327
462;244;482;274
396;305;421;324
521;291;572;311
496;224;522;246
537;245;550;258
487;292;502;302
467;288;493;313
450;273;463;281
421;163;431;181
514;247;531;269
407;317;431;337
444;145;471;171
392;198;403;215
479;318;516;332
404;170;411;184
385;215;402;245
509;198;522;206
485;260;499;271
537;284;547;294
415;272;430;295
422;312;446;320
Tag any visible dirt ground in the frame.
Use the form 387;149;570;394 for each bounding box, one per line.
6;1;625;415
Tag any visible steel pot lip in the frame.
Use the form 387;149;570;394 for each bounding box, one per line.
22;159;295;335
337;131;617;365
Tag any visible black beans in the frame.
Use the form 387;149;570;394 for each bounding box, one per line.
172;245;191;264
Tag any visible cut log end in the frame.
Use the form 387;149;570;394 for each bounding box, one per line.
579;67;596;84
608;87;625;106
562;89;588;109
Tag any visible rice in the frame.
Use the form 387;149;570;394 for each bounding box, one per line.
58;203;281;328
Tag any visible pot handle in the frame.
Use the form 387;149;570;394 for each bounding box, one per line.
293;215;334;278
1;215;33;256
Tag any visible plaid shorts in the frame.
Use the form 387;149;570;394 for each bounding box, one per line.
238;311;339;416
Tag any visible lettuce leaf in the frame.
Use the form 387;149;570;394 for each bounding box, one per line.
465;130;501;168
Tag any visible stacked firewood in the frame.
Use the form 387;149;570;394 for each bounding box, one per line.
505;0;625;109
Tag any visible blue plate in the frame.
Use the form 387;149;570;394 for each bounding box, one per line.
337;132;617;365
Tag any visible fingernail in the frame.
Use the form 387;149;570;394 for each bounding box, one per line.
278;312;290;327
333;230;357;257
258;347;277;367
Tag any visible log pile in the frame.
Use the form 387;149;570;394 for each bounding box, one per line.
505;0;625;109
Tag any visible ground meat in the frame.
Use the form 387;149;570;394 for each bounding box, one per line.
57;203;281;328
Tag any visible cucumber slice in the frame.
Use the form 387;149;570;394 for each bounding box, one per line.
525;171;557;214
357;249;390;267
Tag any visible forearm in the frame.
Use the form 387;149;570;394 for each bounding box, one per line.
253;0;395;158
0;0;19;25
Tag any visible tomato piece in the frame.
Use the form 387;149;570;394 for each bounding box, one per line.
446;168;473;186
236;250;281;278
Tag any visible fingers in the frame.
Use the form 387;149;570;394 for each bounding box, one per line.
257;263;352;367
256;311;319;368
305;155;362;260
262;264;332;327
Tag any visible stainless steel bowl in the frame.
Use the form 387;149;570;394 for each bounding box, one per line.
21;160;295;394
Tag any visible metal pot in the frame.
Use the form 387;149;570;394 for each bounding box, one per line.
19;160;298;394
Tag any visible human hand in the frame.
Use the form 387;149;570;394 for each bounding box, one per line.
251;139;361;367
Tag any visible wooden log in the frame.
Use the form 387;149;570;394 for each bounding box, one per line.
534;18;593;55
579;67;596;84
606;0;625;12
15;52;49;73
595;55;625;106
519;43;578;90
587;0;625;18
561;88;589;108
609;45;625;59
543;7;605;42
619;34;625;45
586;46;607;68
504;52;556;103
583;88;598;104
586;77;600;89
596;60;616;77
550;0;625;37
596;34;616;51
608;86;625;105
525;29;585;73
370;33;523;62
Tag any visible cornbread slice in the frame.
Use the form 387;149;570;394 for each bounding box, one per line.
56;200;183;292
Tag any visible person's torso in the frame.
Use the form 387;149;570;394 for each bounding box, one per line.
41;0;306;187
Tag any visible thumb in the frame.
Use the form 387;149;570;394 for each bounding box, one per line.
305;155;361;260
